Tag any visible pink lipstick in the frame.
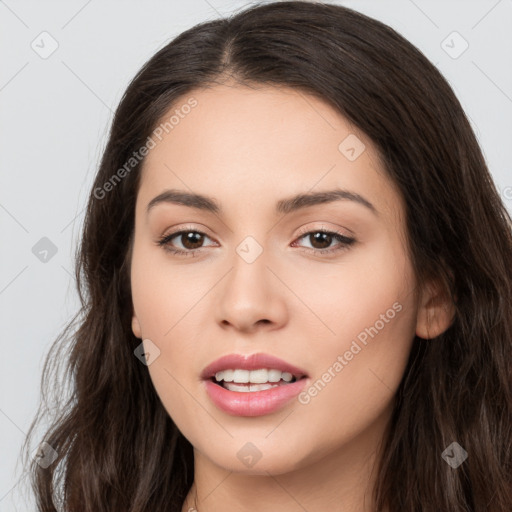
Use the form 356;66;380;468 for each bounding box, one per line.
201;353;309;417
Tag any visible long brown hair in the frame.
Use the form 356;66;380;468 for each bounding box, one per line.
21;1;512;510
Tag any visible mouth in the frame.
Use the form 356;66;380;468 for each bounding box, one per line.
201;353;310;416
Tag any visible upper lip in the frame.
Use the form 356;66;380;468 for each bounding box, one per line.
201;353;308;380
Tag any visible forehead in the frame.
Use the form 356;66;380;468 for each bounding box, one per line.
137;83;401;222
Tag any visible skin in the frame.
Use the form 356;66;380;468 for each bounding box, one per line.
130;82;454;512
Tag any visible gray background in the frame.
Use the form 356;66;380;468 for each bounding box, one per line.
1;0;511;509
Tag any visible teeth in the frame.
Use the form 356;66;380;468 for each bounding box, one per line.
224;382;280;392
268;369;282;382
222;369;235;382
233;369;249;383
214;368;297;384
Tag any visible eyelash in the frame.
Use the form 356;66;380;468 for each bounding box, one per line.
156;225;355;258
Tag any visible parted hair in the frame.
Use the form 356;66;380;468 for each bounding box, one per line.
22;2;512;510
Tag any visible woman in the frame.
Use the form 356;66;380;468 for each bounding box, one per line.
22;1;512;511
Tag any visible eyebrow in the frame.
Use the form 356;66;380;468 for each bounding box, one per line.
146;188;377;216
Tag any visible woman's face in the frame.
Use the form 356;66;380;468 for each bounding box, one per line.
130;83;421;475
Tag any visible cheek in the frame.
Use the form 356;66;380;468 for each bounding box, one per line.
293;233;415;351
294;248;417;443
130;241;214;427
130;238;197;339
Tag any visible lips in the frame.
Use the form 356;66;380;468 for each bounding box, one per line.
201;353;310;416
200;352;309;381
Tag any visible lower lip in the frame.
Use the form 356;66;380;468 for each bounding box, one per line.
204;378;309;417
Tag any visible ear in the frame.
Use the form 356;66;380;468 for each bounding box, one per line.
132;311;142;339
415;277;456;339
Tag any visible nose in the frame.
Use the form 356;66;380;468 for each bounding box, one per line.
214;244;289;334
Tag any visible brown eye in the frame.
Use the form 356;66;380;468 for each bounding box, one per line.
177;231;205;250
308;232;334;249
157;229;216;256
293;229;355;255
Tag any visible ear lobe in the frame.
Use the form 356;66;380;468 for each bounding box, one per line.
132;314;142;339
415;278;456;340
